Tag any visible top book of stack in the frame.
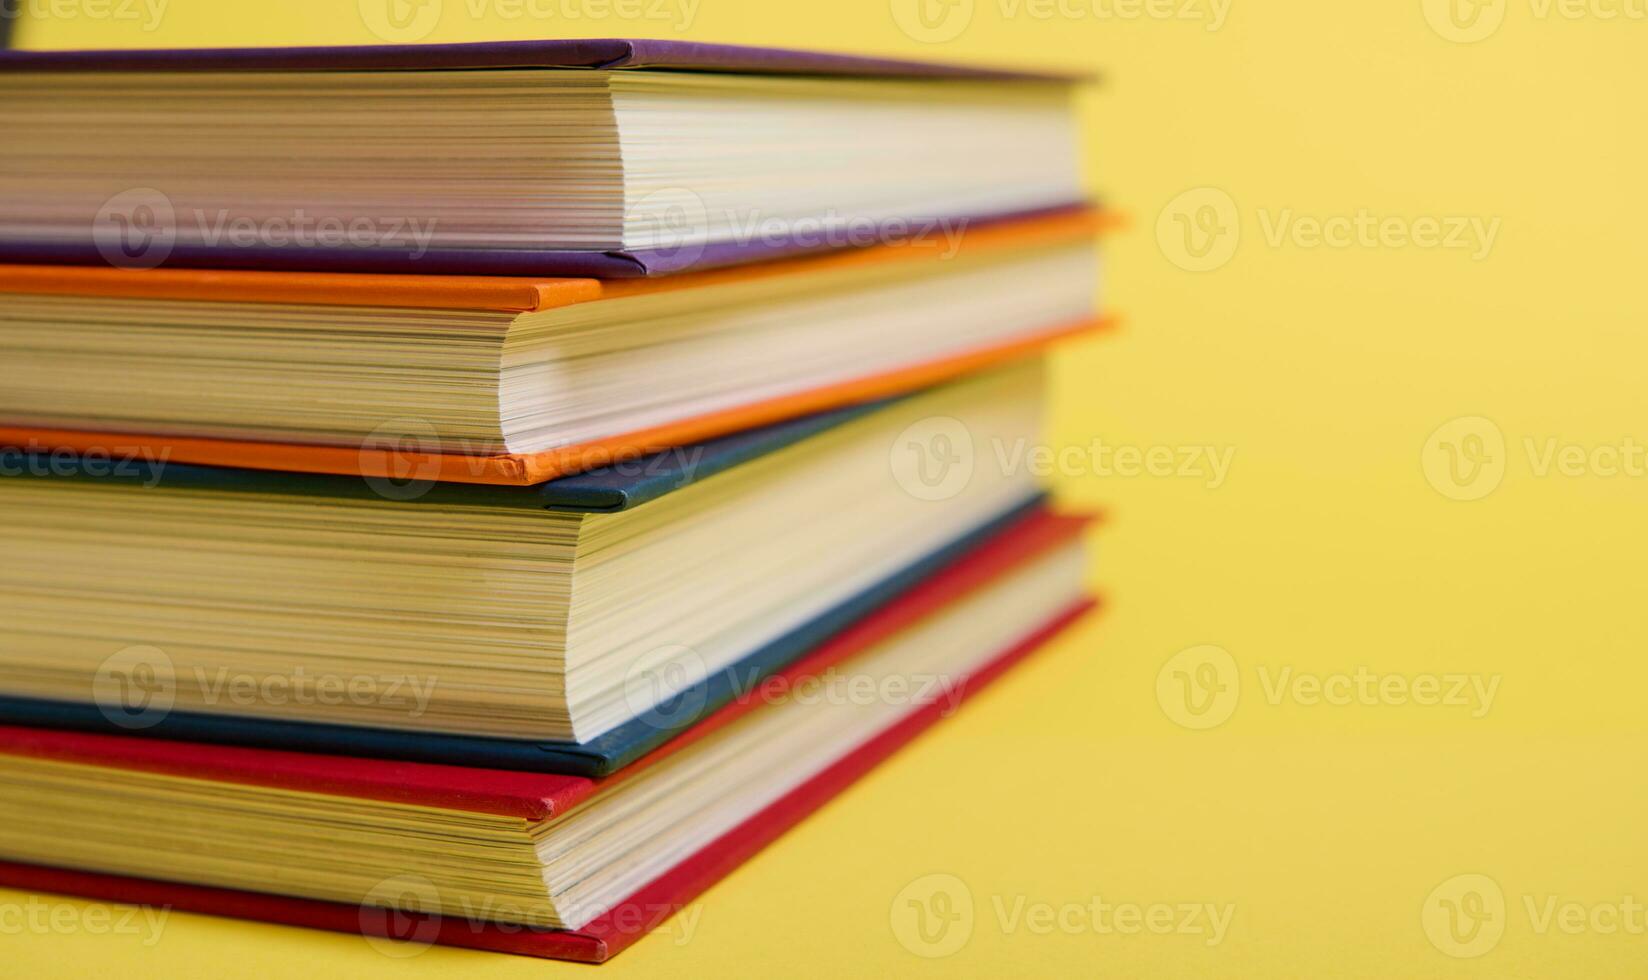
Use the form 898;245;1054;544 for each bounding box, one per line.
0;39;1089;277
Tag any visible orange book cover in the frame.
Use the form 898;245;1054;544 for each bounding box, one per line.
0;210;1115;487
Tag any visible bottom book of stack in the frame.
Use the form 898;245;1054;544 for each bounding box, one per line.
0;508;1094;962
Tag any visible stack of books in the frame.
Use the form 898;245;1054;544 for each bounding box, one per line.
0;39;1107;962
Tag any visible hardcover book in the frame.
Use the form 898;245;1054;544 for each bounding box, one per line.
0;367;1059;774
0;209;1108;484
0;510;1094;961
0;39;1089;276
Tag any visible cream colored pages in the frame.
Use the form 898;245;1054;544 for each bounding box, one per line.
0;69;1078;253
0;364;1046;741
0;540;1086;931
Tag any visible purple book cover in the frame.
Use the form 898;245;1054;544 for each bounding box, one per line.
0;39;1088;277
0;37;1081;79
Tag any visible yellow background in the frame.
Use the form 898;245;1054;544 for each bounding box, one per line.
12;1;1648;975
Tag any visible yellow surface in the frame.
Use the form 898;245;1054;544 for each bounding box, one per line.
10;2;1648;976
